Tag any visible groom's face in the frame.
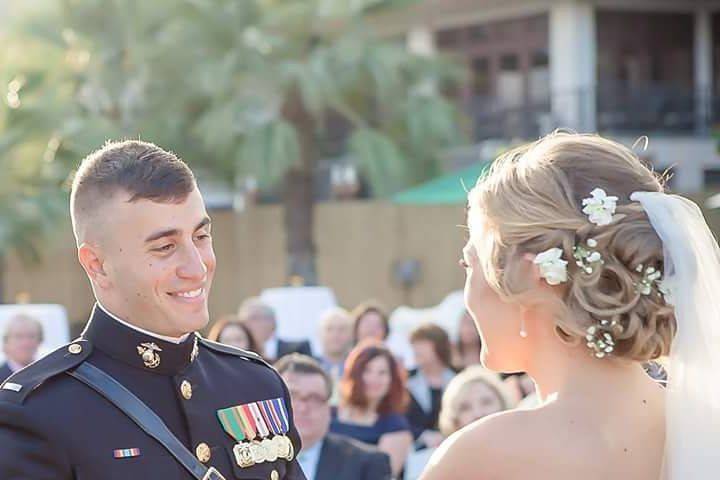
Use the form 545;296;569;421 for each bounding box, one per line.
86;187;216;337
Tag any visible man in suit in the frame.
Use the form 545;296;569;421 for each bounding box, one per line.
0;313;44;382
239;298;312;362
276;354;391;480
0;140;306;479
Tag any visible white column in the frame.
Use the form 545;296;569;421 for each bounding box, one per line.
550;1;596;132
694;9;712;132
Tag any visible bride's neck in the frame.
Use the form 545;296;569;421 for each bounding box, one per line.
527;345;653;403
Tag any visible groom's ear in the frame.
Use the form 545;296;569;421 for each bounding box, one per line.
78;242;111;289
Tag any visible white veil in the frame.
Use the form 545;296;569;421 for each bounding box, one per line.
630;192;720;479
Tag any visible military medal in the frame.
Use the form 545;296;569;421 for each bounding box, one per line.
271;397;295;461
233;443;254;468
218;404;256;468
217;398;294;468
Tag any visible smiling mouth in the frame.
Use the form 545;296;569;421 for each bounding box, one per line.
169;288;204;299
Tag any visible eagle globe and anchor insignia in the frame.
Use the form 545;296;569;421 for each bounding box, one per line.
137;342;162;369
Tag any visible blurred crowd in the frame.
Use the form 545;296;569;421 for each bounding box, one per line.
0;300;527;480
203;297;532;480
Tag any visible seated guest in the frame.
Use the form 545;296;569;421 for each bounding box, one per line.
0;313;44;382
332;341;413;477
406;324;456;448
451;310;481;370
352;301;390;344
276;354;392;480
404;366;515;480
206;314;260;352
238;297;312;362
317;307;354;384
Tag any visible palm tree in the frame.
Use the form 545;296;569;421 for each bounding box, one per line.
0;5;78;302
24;0;465;285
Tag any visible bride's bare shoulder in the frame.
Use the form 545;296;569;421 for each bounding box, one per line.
420;408;547;480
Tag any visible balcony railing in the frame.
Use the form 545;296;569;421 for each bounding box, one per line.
466;84;717;141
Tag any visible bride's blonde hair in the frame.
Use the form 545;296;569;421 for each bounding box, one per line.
468;132;676;362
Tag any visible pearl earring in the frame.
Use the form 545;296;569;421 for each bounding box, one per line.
519;317;528;338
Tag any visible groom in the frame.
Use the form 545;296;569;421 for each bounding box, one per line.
0;140;305;479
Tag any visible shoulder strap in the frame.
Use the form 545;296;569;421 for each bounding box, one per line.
197;337;271;367
0;339;92;404
67;362;225;480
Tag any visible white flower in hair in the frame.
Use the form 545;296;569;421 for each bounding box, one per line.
582;188;619;226
533;248;568;285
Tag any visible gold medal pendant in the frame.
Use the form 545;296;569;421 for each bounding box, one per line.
272;435;288;459
262;438;278;462
250;440;268;464
283;436;294;461
233;443;254;468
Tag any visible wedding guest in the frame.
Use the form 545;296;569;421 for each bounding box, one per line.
317;307;354;391
0;313;44;382
238;297;312;362
405;324;455;447
404;366;514;480
207;314;259;353
352;301;389;344
331;341;413;477
276;354;392;480
451;310;481;370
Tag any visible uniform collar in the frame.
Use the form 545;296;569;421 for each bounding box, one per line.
82;304;199;376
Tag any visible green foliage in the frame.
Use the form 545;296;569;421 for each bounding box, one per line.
0;0;464;265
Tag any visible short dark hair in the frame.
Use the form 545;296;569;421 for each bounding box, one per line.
274;353;333;400
70;140;196;241
410;323;453;368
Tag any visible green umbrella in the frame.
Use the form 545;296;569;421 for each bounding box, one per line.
392;161;492;205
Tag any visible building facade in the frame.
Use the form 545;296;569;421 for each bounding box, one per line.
377;0;720;192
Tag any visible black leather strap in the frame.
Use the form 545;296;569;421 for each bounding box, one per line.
67;362;225;480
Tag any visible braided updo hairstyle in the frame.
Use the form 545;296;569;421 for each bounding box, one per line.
467;132;676;362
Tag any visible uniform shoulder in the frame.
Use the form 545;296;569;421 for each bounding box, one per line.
0;339;92;405
197;336;271;367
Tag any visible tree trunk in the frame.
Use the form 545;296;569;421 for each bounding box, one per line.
282;87;318;285
283;168;316;285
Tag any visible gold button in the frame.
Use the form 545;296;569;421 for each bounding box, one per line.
196;442;211;463
180;380;192;400
68;344;82;355
270;469;279;480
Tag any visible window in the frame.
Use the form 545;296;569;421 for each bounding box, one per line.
500;54;519;71
471;57;491;96
704;168;720;190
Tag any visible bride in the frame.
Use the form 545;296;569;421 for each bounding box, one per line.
421;132;720;480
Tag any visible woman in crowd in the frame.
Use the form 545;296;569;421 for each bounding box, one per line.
352;301;390;344
451;310;481;370
332;341;413;477
207;314;260;353
405;366;515;479
405;323;456;448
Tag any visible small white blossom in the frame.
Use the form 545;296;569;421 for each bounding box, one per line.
582;188;619;226
533;248;568;285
